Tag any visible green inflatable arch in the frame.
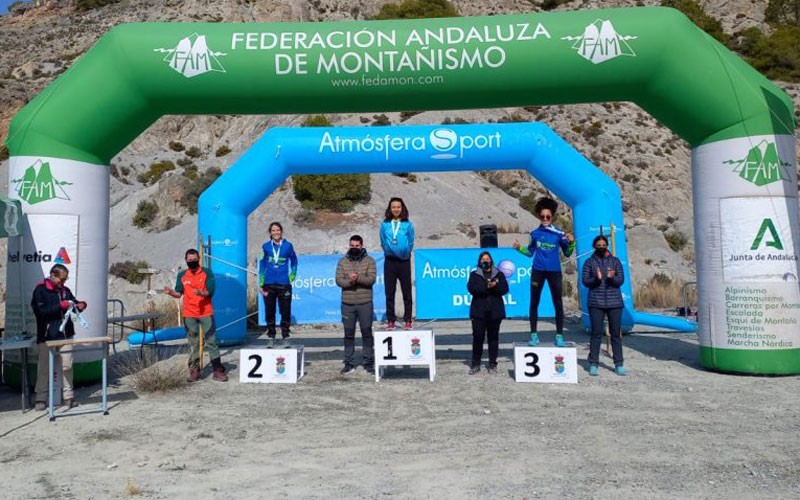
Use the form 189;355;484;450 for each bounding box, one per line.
5;6;799;375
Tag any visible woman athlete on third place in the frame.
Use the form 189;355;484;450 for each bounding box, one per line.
513;197;575;347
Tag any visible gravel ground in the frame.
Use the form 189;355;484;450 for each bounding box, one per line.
1;318;799;499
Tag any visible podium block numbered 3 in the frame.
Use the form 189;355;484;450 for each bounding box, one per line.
513;343;578;384
240;346;305;384
374;330;436;382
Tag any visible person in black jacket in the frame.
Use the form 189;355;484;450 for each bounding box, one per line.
31;264;87;410
467;251;509;374
582;235;626;376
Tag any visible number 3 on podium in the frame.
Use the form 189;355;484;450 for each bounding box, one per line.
524;352;540;378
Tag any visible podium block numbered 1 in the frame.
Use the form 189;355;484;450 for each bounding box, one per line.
239;346;305;384
374;330;436;382
513;343;578;384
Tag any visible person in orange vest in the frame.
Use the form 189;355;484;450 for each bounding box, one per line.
164;249;227;382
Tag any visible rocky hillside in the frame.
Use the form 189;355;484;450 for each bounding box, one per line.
0;0;798;319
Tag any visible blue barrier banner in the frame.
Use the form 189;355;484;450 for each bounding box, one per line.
258;253;386;325
414;248;555;320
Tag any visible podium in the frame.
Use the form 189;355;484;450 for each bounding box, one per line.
513;343;578;384
374;330;436;382
239;346;305;384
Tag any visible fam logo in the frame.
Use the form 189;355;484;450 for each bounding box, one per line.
562;20;637;64
154;33;227;78
275;356;286;376
11;160;72;205
553;354;566;377
410;337;422;357
9;246;71;264
723;141;792;187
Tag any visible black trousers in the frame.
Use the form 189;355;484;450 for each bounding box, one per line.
263;284;292;338
471;318;501;368
529;270;564;334
384;257;412;323
588;307;624;365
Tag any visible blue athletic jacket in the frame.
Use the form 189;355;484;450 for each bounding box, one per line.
259;239;298;286
522;225;575;272
380;219;415;260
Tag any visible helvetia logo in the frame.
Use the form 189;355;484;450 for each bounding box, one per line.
11;159;72;205
562;20;637;64
155;33;227;78
723;141;792;187
55;247;72;265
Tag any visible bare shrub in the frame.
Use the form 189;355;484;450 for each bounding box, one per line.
634;273;696;309
115;351;187;393
124;478;143;496
497;223;520;234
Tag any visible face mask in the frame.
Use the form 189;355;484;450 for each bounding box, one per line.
348;248;363;259
594;248;607;257
479;261;492;270
187;261;200;270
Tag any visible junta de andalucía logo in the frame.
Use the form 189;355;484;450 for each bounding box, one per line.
561;19;637;64
155;33;227;78
723;140;792;187
11;159;72;205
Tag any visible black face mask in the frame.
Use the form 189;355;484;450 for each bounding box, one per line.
187;261;200;270
594;248;607;257
479;261;492;270
348;248;365;259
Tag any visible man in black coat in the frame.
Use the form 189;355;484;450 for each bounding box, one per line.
31;264;87;410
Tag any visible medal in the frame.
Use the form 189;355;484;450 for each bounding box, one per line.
391;220;401;245
271;240;281;268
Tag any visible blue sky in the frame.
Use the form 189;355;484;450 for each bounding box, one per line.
1;0;30;14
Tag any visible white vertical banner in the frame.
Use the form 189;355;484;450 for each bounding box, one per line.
7;156;109;365
692;135;800;367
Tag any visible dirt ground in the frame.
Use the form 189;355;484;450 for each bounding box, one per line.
1;318;799;500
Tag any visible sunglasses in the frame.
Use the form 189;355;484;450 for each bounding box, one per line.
540;214;552;220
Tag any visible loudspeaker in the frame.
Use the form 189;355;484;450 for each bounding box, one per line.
479;224;498;248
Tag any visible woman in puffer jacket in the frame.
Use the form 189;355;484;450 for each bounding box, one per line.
467;251;509;375
582;235;626;377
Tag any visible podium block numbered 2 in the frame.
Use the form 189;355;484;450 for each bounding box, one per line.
239;346;305;384
374;330;436;382
513;343;578;384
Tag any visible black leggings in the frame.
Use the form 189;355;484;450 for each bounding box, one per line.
384;257;412;323
471;318;501;368
529;270;564;334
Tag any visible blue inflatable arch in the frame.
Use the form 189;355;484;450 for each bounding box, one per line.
199;122;696;344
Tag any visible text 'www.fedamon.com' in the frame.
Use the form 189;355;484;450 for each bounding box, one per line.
330;74;446;87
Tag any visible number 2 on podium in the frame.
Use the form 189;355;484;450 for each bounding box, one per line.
248;354;263;378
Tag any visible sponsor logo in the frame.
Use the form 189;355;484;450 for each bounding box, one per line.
276;356;286;375
411;337;422;357
751;218;784;251
553;354;566;377
8;246;70;264
723;141;792;187
11;160;72;205
562;20;637;64
318;128;501;161
155;33;227;78
54;247;72;264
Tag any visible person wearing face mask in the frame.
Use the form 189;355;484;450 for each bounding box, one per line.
582;235;626;376
31;264;87;411
335;235;377;375
379;197;415;331
467;251;509;375
513;197;575;347
258;221;298;348
164;249;227;382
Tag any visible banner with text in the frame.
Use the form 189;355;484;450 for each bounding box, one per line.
258;253;386;325
414;248;554;320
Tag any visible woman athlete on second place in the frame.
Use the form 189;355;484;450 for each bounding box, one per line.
380;197;415;331
513;197;575;347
